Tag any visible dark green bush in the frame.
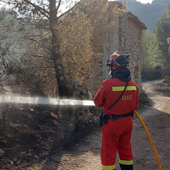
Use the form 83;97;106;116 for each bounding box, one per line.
141;65;162;81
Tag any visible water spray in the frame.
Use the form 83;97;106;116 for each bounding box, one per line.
0;94;95;106
1;95;162;169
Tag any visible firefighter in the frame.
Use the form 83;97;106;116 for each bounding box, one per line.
94;51;139;170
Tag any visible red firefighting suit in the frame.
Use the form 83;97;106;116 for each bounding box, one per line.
94;67;139;170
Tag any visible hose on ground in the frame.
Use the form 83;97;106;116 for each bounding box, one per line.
134;110;162;170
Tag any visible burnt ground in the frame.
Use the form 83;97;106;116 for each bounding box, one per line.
1;79;170;170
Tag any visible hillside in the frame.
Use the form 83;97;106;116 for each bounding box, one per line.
116;0;170;32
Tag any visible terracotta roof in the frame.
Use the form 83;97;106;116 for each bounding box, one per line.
127;11;147;30
109;1;123;8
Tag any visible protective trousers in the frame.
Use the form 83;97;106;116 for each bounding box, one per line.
101;117;133;170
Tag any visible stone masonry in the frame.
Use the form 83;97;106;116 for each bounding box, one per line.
88;1;147;98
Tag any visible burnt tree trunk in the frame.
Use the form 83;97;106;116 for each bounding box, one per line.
49;0;73;97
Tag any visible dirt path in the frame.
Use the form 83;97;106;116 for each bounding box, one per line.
27;80;170;170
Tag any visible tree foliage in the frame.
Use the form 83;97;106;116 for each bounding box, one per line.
141;29;162;81
142;30;161;69
0;0;124;97
140;2;170;81
0;0;95;98
153;3;170;74
117;0;169;32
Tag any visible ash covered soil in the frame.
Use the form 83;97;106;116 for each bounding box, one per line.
2;80;170;170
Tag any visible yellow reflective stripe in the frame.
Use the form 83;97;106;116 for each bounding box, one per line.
102;164;116;170
112;86;137;91
112;53;120;56
119;159;133;165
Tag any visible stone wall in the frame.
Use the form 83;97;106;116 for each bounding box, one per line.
88;2;146;98
102;17;120;81
87;4;121;97
119;12;144;92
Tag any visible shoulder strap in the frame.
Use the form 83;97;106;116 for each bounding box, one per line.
104;80;129;113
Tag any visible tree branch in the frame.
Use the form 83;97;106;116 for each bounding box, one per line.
25;67;54;70
61;46;70;57
0;84;13;93
25;53;53;61
57;1;81;20
14;73;46;96
24;0;50;19
30;38;52;53
56;0;61;14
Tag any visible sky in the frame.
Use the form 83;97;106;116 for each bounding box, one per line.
0;0;154;10
109;0;154;4
136;0;153;3
0;0;154;8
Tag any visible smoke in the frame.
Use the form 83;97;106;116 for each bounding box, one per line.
0;94;95;106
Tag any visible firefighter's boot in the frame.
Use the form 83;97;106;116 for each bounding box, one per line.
120;164;133;170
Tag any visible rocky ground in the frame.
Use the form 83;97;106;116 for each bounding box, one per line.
1;79;170;170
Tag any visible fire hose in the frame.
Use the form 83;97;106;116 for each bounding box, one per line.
134;110;162;170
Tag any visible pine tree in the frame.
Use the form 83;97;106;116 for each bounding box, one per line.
153;3;170;76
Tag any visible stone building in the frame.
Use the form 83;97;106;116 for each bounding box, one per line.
87;1;147;99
